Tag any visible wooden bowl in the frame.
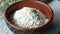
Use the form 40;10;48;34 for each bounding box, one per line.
4;1;53;31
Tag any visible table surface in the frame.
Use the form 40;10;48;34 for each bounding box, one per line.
0;0;60;34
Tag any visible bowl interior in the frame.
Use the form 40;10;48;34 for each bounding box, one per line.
5;1;52;31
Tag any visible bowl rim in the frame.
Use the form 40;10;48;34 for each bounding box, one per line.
4;1;53;31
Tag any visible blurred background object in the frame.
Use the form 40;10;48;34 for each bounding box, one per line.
58;31;60;34
0;0;23;17
39;0;53;3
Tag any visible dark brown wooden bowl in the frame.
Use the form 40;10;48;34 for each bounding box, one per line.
4;1;53;31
